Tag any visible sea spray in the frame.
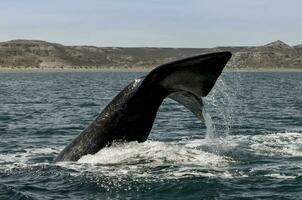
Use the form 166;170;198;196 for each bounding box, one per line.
203;76;233;139
203;111;216;140
201;72;244;159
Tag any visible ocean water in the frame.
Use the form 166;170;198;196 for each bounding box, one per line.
0;71;301;200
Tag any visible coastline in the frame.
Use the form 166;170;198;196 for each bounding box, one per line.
227;68;302;72
0;67;301;73
0;67;152;73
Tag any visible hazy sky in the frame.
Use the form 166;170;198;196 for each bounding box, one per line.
1;0;301;47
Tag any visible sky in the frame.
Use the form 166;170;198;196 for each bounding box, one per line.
0;0;301;48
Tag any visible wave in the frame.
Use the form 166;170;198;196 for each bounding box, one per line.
78;140;230;166
0;132;301;179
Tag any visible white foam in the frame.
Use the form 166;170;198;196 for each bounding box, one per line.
59;140;233;179
264;173;297;179
26;147;60;154
1;132;301;179
78;140;231;167
0;147;61;170
231;132;302;157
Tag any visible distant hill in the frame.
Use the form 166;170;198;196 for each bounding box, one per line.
0;39;301;69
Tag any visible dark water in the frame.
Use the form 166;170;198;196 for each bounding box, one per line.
0;71;301;200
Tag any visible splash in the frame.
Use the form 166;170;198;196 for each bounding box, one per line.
203;78;232;139
203;111;216;140
202;72;242;139
1;132;301;181
77;140;230;167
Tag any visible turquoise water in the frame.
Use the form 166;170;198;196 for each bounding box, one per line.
0;71;301;199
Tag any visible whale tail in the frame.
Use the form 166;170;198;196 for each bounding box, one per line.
142;51;231;96
55;52;232;162
141;51;232;121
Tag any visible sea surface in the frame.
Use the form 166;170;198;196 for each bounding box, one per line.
0;71;301;200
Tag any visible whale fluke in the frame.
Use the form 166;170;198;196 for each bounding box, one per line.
55;52;232;162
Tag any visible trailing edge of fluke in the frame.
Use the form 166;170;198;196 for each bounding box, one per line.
55;51;232;162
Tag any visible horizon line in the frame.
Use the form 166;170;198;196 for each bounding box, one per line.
0;38;300;49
